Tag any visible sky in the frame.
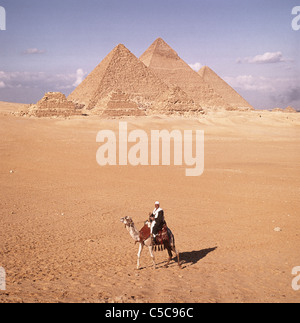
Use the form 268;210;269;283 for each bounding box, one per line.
0;0;299;110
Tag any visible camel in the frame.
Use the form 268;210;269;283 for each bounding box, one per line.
120;216;181;270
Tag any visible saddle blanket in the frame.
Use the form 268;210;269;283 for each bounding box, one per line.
139;223;170;246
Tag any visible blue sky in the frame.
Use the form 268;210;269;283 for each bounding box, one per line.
0;0;299;109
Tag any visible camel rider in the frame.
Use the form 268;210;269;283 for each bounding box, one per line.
150;201;166;242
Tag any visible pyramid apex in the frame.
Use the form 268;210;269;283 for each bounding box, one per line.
153;37;177;52
153;37;167;44
199;65;210;71
140;37;179;65
198;65;215;76
107;43;134;59
116;43;126;48
113;43;130;51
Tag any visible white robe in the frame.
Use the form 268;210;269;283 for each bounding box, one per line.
151;207;163;235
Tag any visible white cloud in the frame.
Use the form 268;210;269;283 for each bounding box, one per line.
237;52;289;64
73;68;85;87
224;75;275;92
22;48;46;55
0;68;88;92
224;74;300;109
0;70;76;90
189;62;203;71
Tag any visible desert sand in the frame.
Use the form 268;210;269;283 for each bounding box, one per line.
0;101;300;303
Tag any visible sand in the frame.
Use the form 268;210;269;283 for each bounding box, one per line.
0;101;300;303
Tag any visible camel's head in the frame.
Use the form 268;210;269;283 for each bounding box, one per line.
120;216;135;228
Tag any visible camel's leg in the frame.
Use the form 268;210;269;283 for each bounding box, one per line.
164;246;172;268
137;243;143;270
148;245;156;269
173;247;181;268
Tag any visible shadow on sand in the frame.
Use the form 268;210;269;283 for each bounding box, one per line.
153;247;217;270
179;247;217;269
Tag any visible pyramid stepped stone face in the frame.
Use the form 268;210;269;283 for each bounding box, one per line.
29;92;82;117
140;38;230;110
198;66;254;111
68;44;199;115
272;106;297;113
156;86;204;116
102;90;146;117
272;108;285;112
284;106;297;113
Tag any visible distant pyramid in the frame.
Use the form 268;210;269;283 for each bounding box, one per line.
140;38;230;110
272;106;297;113
198;66;253;110
68;43;202;115
102;90;146;117
284;106;297;113
29;92;82;117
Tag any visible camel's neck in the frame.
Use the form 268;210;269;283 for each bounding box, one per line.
127;225;140;242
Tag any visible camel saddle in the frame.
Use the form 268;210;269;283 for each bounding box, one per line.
154;224;170;247
139;223;170;248
139;224;151;243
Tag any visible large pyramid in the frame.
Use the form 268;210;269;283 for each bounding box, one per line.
68;44;202;115
140;38;230;110
198;66;253;110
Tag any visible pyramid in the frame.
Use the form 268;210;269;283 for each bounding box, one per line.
102;90;146;117
140;38;230;110
284;106;297;113
272;106;297;113
198;66;254;110
157;86;203;116
29;92;82;117
68;44;202;115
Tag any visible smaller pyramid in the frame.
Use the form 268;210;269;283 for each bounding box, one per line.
272;108;284;112
198;66;254;110
284;106;297;113
102;90;146;117
272;106;297;113
29;92;82;117
157;86;203;116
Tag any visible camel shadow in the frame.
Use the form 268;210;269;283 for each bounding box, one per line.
139;247;217;270
178;247;217;269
